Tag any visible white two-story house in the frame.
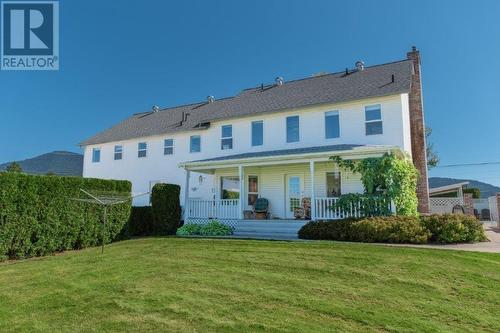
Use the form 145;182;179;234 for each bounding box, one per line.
81;47;429;223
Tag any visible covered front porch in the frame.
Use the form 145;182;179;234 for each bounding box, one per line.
180;144;398;224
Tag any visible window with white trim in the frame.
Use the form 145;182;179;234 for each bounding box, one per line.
92;148;100;163
286;115;299;143
365;104;383;135
190;135;201;153
138;142;147;158
325;110;340;139
248;175;259;205
251;120;263;146
221;125;233;150
114;145;123;160
164;139;174;155
326;172;341;197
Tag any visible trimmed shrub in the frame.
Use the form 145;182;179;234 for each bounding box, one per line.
176;223;202;236
0;173;131;260
299;216;429;244
298;219;358;241
177;221;234;236
151;183;181;235
421;214;486;243
351;216;429;244
119;206;154;238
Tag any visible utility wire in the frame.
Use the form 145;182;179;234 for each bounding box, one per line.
434;161;500;168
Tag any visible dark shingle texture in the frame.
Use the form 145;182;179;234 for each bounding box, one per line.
185;144;365;164
81;60;413;146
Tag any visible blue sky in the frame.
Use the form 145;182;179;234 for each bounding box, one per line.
1;0;499;185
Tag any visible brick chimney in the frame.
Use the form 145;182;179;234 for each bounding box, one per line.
407;46;430;214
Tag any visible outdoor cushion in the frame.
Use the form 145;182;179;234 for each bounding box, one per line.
254;198;269;212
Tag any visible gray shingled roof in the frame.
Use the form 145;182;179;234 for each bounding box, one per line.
185;144;365;164
80;59;413;146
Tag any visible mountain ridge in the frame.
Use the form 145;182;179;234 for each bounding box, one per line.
0;151;83;176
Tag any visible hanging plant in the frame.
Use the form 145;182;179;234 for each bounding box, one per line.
331;153;419;216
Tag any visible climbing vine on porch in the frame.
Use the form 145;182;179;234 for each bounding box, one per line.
330;153;419;216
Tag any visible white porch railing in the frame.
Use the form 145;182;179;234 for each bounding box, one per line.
185;199;240;219
314;197;392;220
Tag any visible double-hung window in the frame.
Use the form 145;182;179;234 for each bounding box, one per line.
221;125;233;150
190;135;201;153
365;105;383;135
164;139;174;155
92;148;101;163
251;120;263;146
286;116;299;143
138;142;147;158
326;172;341;197
325;111;340;139
247;176;259;205
114;145;123;160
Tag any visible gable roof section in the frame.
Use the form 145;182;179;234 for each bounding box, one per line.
80;59;413;146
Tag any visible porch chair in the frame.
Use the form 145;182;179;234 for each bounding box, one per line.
481;209;491;220
253;198;269;220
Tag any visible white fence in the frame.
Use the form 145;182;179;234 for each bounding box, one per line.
488;196;499;222
314;197;392;220
429;197;464;214
185;199;240;220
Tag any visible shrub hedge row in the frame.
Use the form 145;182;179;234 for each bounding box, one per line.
151;183;181;235
119;206;154;238
298;214;486;244
119;184;182;238
0;172;131;260
176;220;234;236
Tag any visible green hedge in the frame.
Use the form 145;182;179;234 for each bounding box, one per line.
0;173;131;260
421;214;487;243
119;206;154;238
299;214;486;244
151;183;181;235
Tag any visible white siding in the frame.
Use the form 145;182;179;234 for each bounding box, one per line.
213;162;363;218
83;94;407;206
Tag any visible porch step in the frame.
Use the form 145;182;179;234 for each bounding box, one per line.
232;220;308;240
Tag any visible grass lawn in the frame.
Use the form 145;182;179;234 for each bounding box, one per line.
1;238;500;332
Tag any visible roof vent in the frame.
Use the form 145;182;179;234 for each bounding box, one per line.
207;95;215;103
152;105;160;112
355;61;365;71
275;77;284;86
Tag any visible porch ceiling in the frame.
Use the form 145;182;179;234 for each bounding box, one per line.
180;144;402;172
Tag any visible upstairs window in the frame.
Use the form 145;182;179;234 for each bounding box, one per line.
221;125;233;150
286;116;299;143
92;148;100;163
164;139;174;155
365;105;383;135
114;145;123;160
325;111;340;139
190;135;201;153
138;142;147;158
251;120;263;146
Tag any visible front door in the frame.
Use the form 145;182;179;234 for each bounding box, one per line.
286;175;302;219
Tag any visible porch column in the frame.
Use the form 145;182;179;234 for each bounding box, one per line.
184;169;191;219
238;165;244;219
310;161;316;221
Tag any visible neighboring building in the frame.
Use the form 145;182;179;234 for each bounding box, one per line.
80;47;429;221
